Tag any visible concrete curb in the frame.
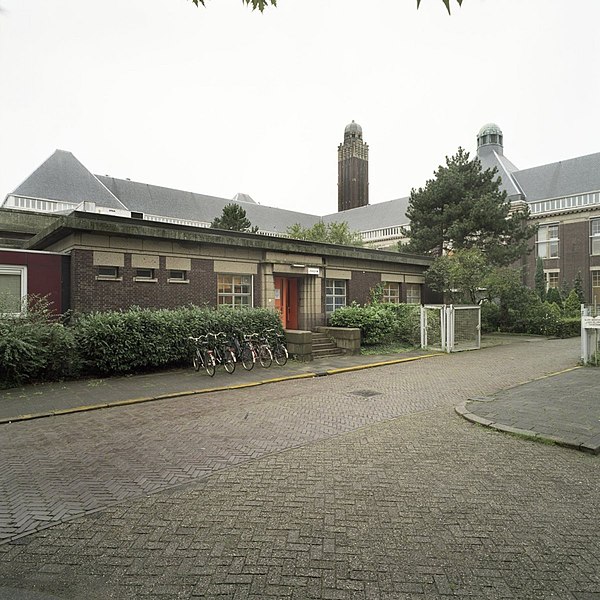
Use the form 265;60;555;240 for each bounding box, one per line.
0;354;439;426
455;398;600;456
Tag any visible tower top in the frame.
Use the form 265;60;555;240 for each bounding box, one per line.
344;120;363;142
477;122;504;155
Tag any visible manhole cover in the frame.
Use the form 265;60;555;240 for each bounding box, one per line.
349;389;382;398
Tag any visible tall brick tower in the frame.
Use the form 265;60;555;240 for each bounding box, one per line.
337;120;369;212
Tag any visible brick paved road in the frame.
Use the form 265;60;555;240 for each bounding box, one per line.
1;337;598;598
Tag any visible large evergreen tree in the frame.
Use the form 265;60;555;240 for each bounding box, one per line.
211;203;257;232
402;147;536;266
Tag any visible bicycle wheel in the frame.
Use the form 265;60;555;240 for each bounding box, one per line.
241;346;255;371
204;351;216;377
274;344;288;366
258;345;272;368
192;349;202;371
223;349;236;374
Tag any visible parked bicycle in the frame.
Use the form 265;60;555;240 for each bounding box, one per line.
207;332;237;374
264;328;288;366
188;335;216;377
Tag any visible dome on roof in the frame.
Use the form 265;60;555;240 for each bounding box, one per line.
478;123;503;137
344;120;363;140
477;122;504;152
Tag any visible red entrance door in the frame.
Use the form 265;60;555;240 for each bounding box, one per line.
274;277;299;330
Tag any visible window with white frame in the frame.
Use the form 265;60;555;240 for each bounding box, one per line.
591;271;600;304
405;283;422;305
168;269;188;283
591;219;600;255
382;282;400;303
217;274;253;308
0;265;27;315
96;265;120;280
545;271;560;290
134;268;157;282
325;279;347;315
536;224;559;258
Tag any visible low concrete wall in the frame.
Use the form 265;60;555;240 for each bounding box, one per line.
315;326;361;355
284;329;312;361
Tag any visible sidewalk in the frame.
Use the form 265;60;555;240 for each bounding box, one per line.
0;349;439;424
1;335;598;454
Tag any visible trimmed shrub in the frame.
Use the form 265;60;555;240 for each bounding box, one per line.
553;317;581;339
329;302;395;345
74;305;282;376
563;289;581;318
329;302;421;346
0;296;80;387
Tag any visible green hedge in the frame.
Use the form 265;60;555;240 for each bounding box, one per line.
0;304;282;387
74;306;282;376
329;302;420;346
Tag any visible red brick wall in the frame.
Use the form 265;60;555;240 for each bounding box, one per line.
348;271;380;305
71;250;214;313
523;220;595;301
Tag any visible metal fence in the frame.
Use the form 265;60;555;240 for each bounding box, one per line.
421;305;481;353
581;305;600;366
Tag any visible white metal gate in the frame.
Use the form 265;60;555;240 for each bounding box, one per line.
581;305;600;366
421;304;481;353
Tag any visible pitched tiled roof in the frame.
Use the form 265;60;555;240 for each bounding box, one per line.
513;152;600;201
96;176;321;233
12;150;126;210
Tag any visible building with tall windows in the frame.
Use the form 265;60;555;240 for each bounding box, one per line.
2;121;600;315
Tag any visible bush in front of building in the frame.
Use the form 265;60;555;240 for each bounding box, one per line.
74;305;282;376
329;302;420;346
0;296;81;388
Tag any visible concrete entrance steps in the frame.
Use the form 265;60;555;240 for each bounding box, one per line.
312;331;345;359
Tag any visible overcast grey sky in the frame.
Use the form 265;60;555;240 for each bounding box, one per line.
1;0;599;216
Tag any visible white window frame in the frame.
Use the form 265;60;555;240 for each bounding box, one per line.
536;223;559;259
167;269;189;284
382;281;400;304
0;265;27;316
96;265;122;281
405;283;422;305
591;269;600;304
325;279;347;315
217;274;253;308
133;268;158;283
544;270;560;291
591;219;600;256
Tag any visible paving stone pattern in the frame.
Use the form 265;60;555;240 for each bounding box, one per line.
0;337;598;598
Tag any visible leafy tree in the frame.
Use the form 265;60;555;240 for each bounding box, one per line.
563;289;581;318
192;0;463;14
573;270;585;304
534;257;546;301
425;248;491;304
211;203;258;233
286;221;363;247
546;287;562;307
402;148;536;266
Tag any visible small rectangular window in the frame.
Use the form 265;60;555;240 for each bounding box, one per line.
134;268;156;282
168;270;188;283
97;266;119;278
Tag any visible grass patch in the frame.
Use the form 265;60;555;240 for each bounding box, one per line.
360;341;415;356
